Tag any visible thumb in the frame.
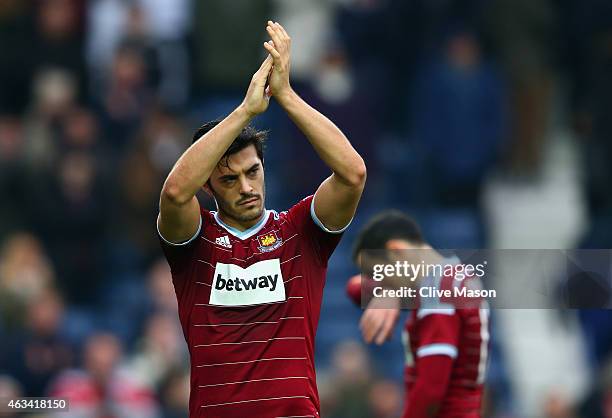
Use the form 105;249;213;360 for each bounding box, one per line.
254;55;273;80
251;57;273;91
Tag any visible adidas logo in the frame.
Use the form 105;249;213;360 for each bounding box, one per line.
215;235;232;249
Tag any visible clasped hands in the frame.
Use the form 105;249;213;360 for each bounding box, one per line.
242;21;293;117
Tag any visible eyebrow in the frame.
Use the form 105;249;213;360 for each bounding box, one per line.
219;174;238;181
218;163;260;181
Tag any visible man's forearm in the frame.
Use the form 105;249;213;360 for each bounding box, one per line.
277;89;365;186
162;105;253;205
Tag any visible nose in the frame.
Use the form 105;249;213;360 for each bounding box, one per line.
238;175;253;195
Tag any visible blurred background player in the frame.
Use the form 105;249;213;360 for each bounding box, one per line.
347;211;489;418
157;21;366;417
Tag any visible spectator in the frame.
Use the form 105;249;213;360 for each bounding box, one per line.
146;258;178;314
1;288;73;397
28;151;109;304
0;233;55;330
34;0;87;99
0;375;24;418
483;0;557;176
368;379;403;418
127;312;186;388
157;368;189;418
543;389;577;418
410;28;506;207
98;43;153;153
135;0;192;108
87;0;131;92
23;68;78;172
47;332;160;418
0;117;27;236
325;340;374;418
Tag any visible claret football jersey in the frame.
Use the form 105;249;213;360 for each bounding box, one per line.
158;195;344;418
403;269;489;418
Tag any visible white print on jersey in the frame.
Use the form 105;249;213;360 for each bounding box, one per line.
210;259;286;306
215;235;232;249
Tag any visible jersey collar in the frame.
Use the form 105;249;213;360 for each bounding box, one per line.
213;209;271;240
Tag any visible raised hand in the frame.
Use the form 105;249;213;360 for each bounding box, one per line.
264;21;292;99
242;54;274;117
360;298;400;345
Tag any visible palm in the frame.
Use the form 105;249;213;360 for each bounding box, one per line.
246;90;269;115
264;22;291;97
242;55;273;116
268;60;289;96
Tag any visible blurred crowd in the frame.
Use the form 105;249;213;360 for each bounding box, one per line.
1;0;612;417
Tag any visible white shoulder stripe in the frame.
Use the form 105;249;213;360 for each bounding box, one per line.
310;194;351;234
417;343;458;359
417;308;456;319
157;214;202;246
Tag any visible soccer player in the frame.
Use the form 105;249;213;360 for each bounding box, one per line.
157;21;366;417
346;211;489;418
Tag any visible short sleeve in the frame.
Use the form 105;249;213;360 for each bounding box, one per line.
157;211;203;274
285;195;343;265
415;310;461;359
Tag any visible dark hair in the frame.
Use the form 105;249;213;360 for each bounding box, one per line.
352;210;424;261
192;120;267;168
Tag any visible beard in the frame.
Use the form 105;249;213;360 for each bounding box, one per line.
214;189;265;226
224;202;263;223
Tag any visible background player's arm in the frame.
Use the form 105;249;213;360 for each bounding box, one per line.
405;355;454;418
405;313;460;417
158;56;274;243
265;22;366;231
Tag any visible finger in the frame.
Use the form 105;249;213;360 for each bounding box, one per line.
368;316;384;344
260;54;273;73
263;41;281;61
375;313;396;345
266;24;284;51
266;25;282;50
273;22;290;49
374;316;389;345
255;54;273;75
361;313;381;344
263;42;280;61
361;320;374;344
252;55;273;86
275;22;290;42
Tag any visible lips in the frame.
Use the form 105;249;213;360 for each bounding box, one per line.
239;197;259;206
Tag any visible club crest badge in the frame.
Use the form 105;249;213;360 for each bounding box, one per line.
257;231;283;253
